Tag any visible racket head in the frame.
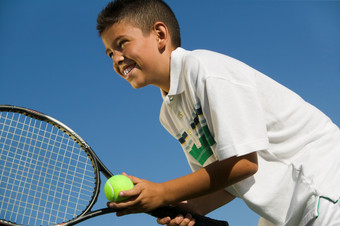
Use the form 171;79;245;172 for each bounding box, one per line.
0;105;102;226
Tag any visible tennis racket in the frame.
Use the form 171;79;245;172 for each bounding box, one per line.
0;105;229;226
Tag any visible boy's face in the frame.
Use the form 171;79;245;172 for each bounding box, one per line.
101;20;170;90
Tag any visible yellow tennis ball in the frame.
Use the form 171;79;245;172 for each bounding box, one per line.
104;175;134;202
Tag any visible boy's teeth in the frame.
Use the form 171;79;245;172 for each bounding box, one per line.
124;68;130;75
123;64;135;76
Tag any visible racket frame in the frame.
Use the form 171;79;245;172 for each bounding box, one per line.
0;105;228;226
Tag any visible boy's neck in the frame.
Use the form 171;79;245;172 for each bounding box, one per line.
154;47;175;94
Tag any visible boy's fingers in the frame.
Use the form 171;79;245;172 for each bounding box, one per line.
156;216;171;225
189;219;196;226
173;215;184;224
107;198;135;211
156;215;183;226
118;185;140;197
122;172;142;184
156;214;196;226
180;214;196;226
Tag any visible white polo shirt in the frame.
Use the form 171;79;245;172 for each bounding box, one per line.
159;48;340;225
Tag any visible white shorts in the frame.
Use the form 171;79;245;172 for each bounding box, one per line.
258;196;340;226
305;196;340;226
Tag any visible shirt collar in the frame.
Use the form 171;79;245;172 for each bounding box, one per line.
161;47;188;103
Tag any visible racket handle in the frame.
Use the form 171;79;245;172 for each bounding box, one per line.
148;206;229;226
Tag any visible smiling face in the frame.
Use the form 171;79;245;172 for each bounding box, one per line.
101;20;172;92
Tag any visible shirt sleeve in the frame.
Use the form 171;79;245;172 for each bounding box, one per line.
202;76;269;160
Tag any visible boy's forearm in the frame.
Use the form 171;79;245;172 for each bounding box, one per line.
162;152;257;206
189;189;236;215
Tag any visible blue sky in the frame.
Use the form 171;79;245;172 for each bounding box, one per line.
0;1;339;225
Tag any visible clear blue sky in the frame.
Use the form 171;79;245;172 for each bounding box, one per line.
1;1;339;225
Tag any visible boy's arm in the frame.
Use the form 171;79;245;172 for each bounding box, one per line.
162;152;256;205
188;189;235;215
108;152;257;216
157;189;235;225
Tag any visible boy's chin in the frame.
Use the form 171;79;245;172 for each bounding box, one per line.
129;82;147;89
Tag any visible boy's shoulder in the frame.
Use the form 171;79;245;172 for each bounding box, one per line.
174;48;242;72
173;48;251;79
176;48;223;63
171;48;228;92
172;48;220;73
171;48;259;91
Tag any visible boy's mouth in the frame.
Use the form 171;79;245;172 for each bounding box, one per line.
122;63;136;78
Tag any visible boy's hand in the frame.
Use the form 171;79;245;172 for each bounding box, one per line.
107;173;166;216
156;213;196;226
156;201;197;226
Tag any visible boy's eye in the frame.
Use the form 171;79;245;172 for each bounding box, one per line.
118;40;127;49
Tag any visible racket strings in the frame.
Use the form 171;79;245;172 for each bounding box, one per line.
0;112;96;226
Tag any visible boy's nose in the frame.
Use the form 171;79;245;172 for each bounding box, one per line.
112;51;124;66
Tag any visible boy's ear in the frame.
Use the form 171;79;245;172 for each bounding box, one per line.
153;22;169;50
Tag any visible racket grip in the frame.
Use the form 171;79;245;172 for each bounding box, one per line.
148;206;229;226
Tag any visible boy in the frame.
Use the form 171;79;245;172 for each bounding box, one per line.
97;0;340;225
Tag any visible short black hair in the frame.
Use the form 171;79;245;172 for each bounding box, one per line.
96;0;181;48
